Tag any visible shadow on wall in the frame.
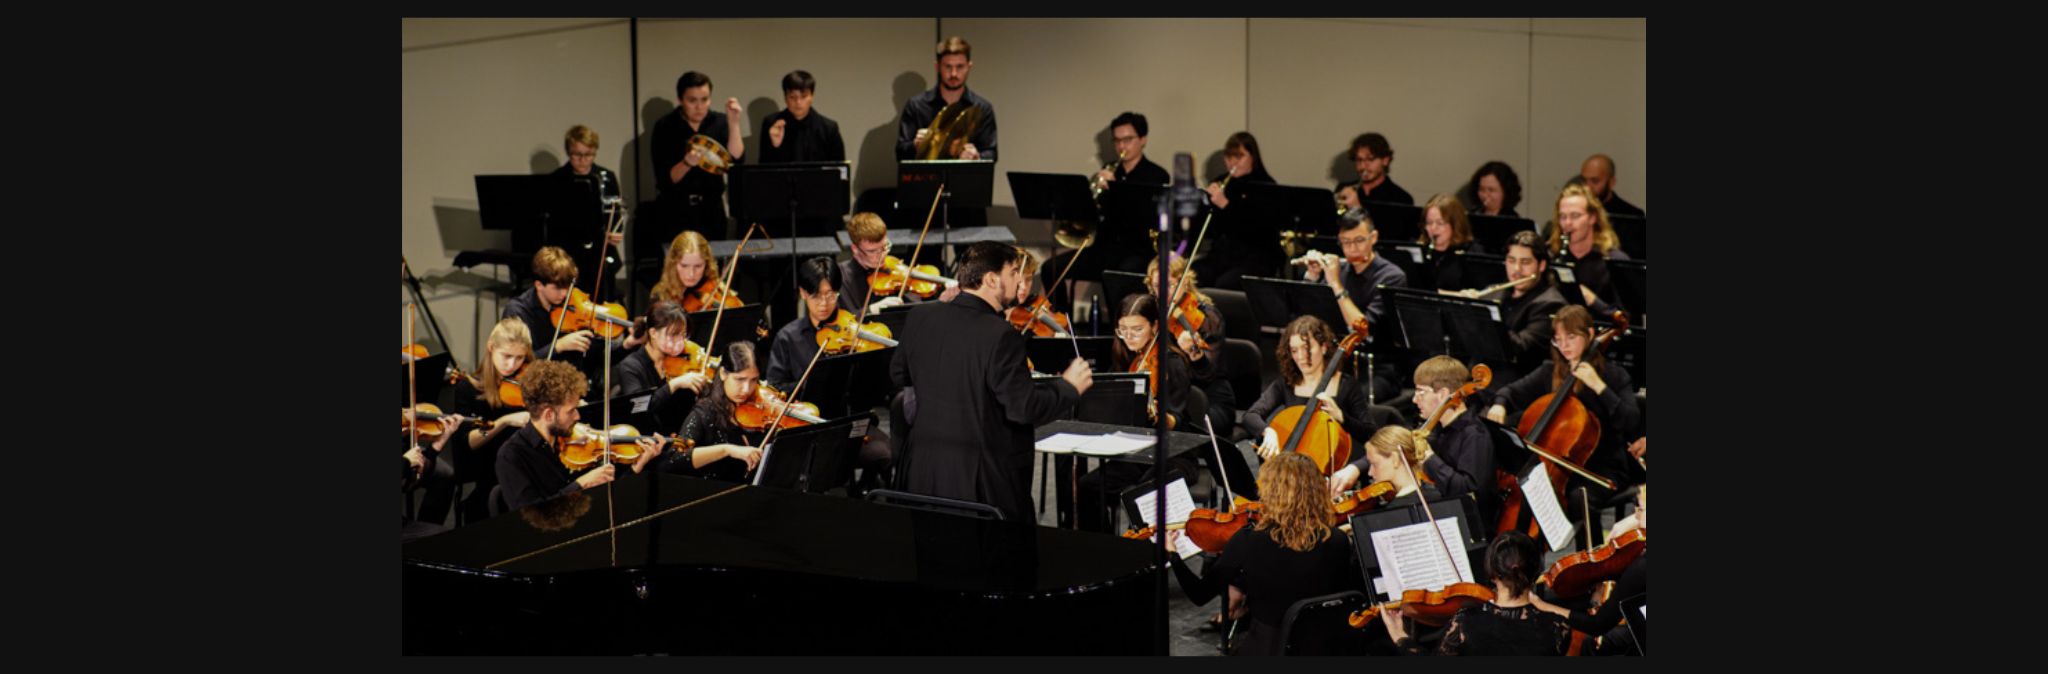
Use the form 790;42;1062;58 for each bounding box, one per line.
530;148;561;176
856;71;928;195
636;97;678;201
1327;150;1356;186
430;198;504;256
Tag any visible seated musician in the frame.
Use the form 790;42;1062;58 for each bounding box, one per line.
1240;316;1376;480
1482;304;1643;502
1444;230;1568;382
1330;356;1496;518
650;230;742;311
662;341;769;482
1075;293;1199;533
1344;426;1443;508
1333;132;1414;210
1546;182;1631;313
766;256;844;390
1533;483;1647;656
1417;193;1479;291
1383;530;1571;655
840;211;958;315
401;406;462;536
1297;209;1406;404
504;246;596;361
420;318;536;525
610;300;713;427
1163;453;1364;656
494;360;665;512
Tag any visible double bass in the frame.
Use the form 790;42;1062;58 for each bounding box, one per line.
1495;311;1627;536
1264;319;1372;476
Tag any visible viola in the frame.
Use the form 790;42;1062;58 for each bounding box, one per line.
1540;528;1645;599
815;310;898;355
868;255;953;299
1346;583;1496;629
733;383;825;431
1007;295;1071;336
549;287;630;339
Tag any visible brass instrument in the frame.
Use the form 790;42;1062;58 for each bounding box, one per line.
1054;218;1096;250
919;100;985;160
1091;151;1126;198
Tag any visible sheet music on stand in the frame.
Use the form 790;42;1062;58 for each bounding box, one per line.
1130;477;1202;559
1520;462;1577;552
1369;516;1476;598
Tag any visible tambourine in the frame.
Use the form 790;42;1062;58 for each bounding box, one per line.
688;134;734;175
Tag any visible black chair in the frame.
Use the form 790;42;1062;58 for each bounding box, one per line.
1204;288;1259;343
1221;338;1264;424
487;485;508;518
865;489;1005;521
1278;590;1371;655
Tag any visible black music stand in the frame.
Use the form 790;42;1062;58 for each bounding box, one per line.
1610;259;1647;317
1383;286;1512;366
1026;336;1116;375
1007;172;1098;227
1100;270;1147;313
1458;252;1510;289
899;160;995;259
1241;276;1348;335
1070;373;1149;426
1099;182;1169;259
731;161;852;300
753;412;876;495
1361;200;1425;243
1348;497;1489;602
686;304;769;359
1240;182;1342;238
801;347;897;419
573;388;663;434
1467;214;1537;254
1609;214;1647;261
403;351;453;409
475;174;558;254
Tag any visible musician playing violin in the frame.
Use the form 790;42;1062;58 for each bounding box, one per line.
650;230;741;312
1481;304;1643;498
1163;453;1363;656
610;300;712;424
1073;293;1199;533
1330;356;1497;517
494;360;665;512
504;247;597;361
421;318;537;525
840;212;957;315
766;257;845;390
1384;530;1572;655
663;341;768;482
1338;426;1442;509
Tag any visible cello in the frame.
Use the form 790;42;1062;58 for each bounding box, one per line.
1495;310;1627;537
1264;319;1372;476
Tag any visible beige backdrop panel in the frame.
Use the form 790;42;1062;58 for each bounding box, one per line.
1530;24;1647;217
401;19;633;363
1248;18;1533;216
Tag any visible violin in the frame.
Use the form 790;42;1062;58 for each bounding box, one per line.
1497;310;1627;536
549;287;631;340
733;382;825;431
495;363;529;408
1130;347;1178;429
660;340;721;379
1330;481;1399;521
404;344;466;384
681;276;743;313
1007;295;1071;336
815;309;899;355
1122;498;1264;553
402;403;493;440
555;423;688;472
1165;289;1210;352
1265;319;1372;475
868;255;954;299
1346;583;1496;629
1540;528;1645;599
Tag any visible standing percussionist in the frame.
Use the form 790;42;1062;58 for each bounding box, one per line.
652;70;746;238
891;242;1093;522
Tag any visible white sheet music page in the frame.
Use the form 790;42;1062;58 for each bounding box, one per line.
1131;478;1202;559
1522;464;1577;552
1370;517;1475;595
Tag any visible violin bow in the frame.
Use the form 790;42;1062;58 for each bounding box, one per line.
749;337;830;473
703;222;766;375
895;183;948;301
1401;450;1468;589
406;304;421;479
1203;415;1233;512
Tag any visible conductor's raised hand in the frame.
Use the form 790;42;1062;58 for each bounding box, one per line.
1062;357;1094;394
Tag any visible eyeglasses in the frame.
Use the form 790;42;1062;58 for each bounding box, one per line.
806;291;840;302
1114;326;1151;338
569;151;597;159
1338;236;1371;246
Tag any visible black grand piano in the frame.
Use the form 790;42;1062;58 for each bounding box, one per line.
403;474;1162;655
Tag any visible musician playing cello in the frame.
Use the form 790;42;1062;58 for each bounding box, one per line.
1481;304;1643;503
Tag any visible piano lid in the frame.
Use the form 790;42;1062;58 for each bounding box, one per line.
403;473;1159;598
